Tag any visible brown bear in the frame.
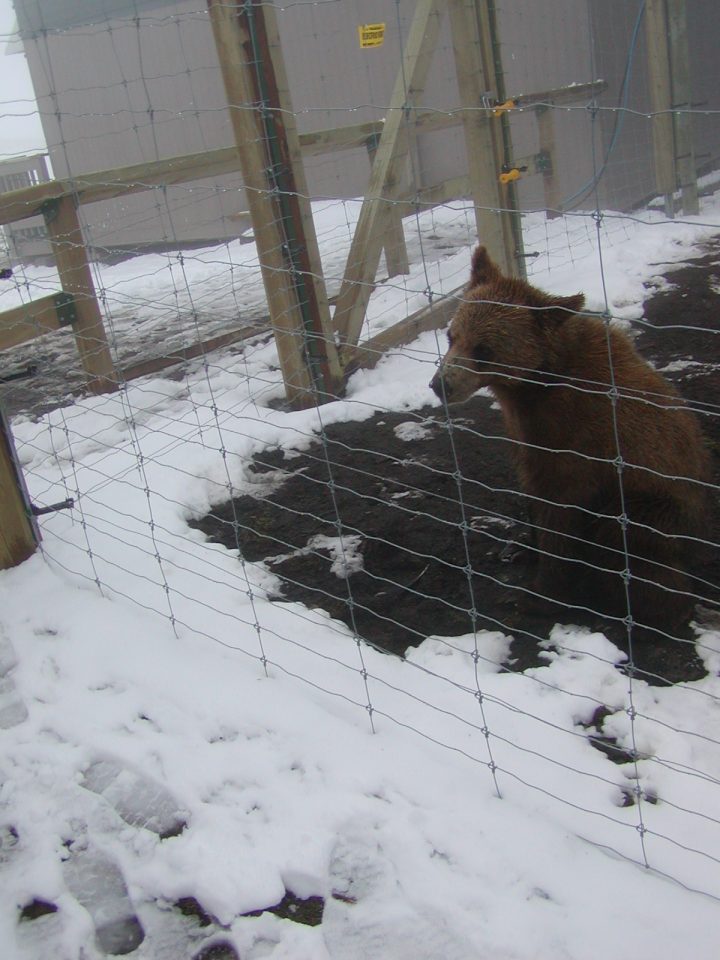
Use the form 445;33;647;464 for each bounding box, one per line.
429;245;710;638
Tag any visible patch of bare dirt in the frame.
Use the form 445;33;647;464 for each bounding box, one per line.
192;240;720;686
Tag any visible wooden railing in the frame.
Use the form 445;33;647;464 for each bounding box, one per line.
0;79;606;395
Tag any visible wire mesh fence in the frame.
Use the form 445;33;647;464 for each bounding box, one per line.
1;0;720;950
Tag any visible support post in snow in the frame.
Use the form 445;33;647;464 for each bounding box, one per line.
449;0;524;277
645;0;699;217
209;0;344;409
0;405;40;570
42;196;117;395
666;0;699;216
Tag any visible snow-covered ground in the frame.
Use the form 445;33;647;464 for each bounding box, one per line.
2;192;720;959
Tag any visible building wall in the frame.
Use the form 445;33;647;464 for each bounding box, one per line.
11;0;720;258
587;0;720;211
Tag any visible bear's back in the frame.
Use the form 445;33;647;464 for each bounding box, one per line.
496;315;709;504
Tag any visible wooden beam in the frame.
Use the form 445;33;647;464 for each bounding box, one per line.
0;83;607;229
365;138;410;278
209;0;342;408
514;80;607;110
0;406;39;569
472;0;525;276
0;293;68;351
396;175;472;209
119;323;266;382
666;0;699;216
645;0;676;216
42;197;117;394
334;0;445;353
0;128;390;228
0;181;62;230
448;0;516;276
343;289;460;376
259;0;344;398
300;119;388;158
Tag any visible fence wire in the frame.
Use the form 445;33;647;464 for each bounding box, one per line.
1;0;720;940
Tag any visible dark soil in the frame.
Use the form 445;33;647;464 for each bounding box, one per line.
192;940;240;960
244;890;325;926
19;899;59;922
195;241;719;685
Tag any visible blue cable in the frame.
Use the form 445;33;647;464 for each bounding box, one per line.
562;0;646;210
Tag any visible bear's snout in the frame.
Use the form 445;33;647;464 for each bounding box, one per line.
430;370;452;401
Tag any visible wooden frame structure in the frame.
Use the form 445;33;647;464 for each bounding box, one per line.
0;0;633;418
2;0;687;571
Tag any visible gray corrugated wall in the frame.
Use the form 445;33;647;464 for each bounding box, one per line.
14;0;720;253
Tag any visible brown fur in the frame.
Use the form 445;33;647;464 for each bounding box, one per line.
429;245;710;635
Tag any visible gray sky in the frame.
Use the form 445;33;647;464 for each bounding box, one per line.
1;0;47;158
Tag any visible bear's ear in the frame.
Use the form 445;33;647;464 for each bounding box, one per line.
537;293;585;325
468;245;503;288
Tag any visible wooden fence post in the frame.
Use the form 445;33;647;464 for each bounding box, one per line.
0;406;39;569
448;0;523;276
666;0;699;216
646;0;676;216
42;196;117;394
333;0;445;351
475;0;525;276
646;0;698;218
209;0;343;408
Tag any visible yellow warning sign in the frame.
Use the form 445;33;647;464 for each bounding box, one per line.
358;23;385;49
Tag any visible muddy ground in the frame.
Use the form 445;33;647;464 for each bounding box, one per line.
193;240;720;686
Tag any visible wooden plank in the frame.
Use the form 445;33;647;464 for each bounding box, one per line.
382;209;410;276
0;127;393;228
42;197;117;394
66;148;243;208
365;139;410;278
0;181;65;231
0;406;39;569
645;0;676;215
396;174;471;209
209;0;342;408
209;0;314;407
472;0;525;276
300;119;388;157
0;119;431;228
0;293;66;351
343;290;460;376
0;83;607;229
448;0;516;276
334;0;445;353
258;0;344;399
514;80;607;110
120;323;266;382
666;0;699;216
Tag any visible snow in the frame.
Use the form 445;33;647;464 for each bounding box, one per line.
1;193;720;959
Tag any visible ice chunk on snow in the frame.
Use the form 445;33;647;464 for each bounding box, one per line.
63;842;145;956
82;758;187;838
323;824;479;960
0;629;28;729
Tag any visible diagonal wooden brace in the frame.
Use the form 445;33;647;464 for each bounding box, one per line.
334;0;445;355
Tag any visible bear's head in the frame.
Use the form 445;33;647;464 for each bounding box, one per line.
429;245;585;403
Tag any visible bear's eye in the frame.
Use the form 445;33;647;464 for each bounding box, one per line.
473;344;494;365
